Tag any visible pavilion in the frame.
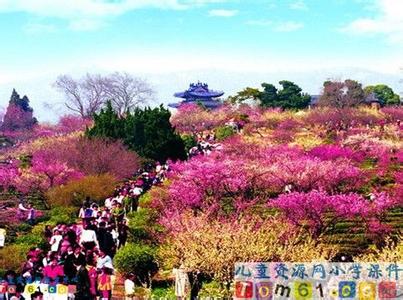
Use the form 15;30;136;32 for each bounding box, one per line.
169;82;224;109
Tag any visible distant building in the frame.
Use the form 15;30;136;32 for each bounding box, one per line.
364;92;383;109
309;95;321;106
169;82;224;109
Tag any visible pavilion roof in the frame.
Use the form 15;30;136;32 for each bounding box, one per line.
174;82;224;99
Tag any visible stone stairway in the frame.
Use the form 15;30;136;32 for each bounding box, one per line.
112;274;126;300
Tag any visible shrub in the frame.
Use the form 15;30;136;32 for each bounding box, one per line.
181;134;197;153
127;209;162;244
15;232;47;249
214;126;235;141
138;193;152;208
15;222;32;233
151;287;175;298
0;243;31;272
46;174;117;207
357;235;403;262
46;206;78;225
198;280;231;298
114;243;158;287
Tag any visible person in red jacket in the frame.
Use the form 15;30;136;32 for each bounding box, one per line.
43;257;64;283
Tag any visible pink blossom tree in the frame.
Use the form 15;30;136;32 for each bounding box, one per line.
270;190;397;238
33;137;140;180
56;115;93;133
0;161;20;190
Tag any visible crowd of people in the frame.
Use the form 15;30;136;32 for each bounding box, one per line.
0;164;169;300
188;132;222;157
1;132;219;300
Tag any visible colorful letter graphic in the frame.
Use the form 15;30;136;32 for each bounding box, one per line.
339;281;356;298
57;284;68;295
358;281;376;300
24;283;37;294
233;263;402;300
68;284;77;294
7;285;16;294
294;281;313;300
255;282;272;300
235;281;253;298
48;285;57;294
378;281;396;299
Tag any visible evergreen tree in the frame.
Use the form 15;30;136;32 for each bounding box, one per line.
86;101;124;139
260;83;278;107
364;84;401;106
260;81;311;109
87;102;186;162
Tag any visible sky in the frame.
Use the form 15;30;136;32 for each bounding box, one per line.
0;0;403;122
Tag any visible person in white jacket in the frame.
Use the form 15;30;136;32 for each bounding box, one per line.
124;273;136;300
173;264;189;300
79;224;99;250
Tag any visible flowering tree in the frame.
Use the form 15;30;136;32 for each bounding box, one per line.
258;156;363;193
318;80;365;109
154;142;365;229
0;161;20;190
13;150;83;194
56;115;93;133
308;144;364;162
159;213;336;287
270;190;397;238
34;137;140;180
171;103;235;133
381;107;403;123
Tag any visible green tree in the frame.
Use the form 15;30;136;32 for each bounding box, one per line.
86;101;124;139
228;87;262;104
260;81;311;109
114;243;158;287
87;102;186;162
181;134;197;153
260;83;278;107
364;84;401;106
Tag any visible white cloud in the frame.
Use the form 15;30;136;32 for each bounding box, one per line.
246;19;303;32
273;21;304;32
289;0;308;10
208;9;238;17
0;0;227;30
24;22;57;34
341;0;403;43
68;19;104;31
245;19;273;26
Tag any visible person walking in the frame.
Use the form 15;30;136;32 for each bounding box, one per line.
0;227;6;248
98;267;113;300
124;273;136;300
173;264;189;300
75;259;91;300
49;230;63;253
26;204;35;226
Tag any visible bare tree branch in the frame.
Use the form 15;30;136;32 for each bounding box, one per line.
107;72;154;116
53;72;154;118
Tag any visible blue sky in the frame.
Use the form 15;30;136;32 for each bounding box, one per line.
0;0;402;121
